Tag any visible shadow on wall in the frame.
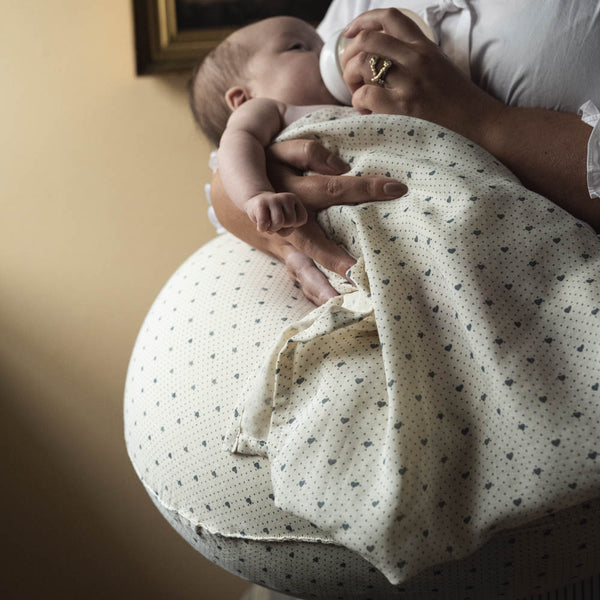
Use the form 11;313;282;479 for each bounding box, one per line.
0;323;247;600
0;390;144;599
1;1;232;596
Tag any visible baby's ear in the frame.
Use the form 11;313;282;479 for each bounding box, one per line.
225;86;250;111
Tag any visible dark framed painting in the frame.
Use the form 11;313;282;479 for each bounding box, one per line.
134;0;331;75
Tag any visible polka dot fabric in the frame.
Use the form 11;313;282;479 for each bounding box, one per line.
125;233;600;598
125;237;321;542
226;108;600;585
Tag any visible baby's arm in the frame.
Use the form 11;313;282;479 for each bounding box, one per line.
218;98;307;233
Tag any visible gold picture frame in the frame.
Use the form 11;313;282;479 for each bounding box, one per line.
134;0;232;74
133;0;330;75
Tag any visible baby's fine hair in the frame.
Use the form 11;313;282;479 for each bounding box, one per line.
188;38;250;147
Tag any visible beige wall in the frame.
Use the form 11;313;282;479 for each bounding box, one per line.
1;2;247;598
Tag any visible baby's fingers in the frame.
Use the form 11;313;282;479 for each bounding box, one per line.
291;198;308;227
268;193;308;232
267;204;285;232
247;202;272;232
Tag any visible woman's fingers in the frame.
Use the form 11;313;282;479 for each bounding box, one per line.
267;139;350;175
337;8;500;141
342;34;413;96
301;174;407;210
282;248;339;306
268;161;407;210
266;138;407;209
343;7;424;42
342;29;416;71
341;25;436;97
288;220;356;280
339;7;447;120
267;144;407;209
351;83;403;115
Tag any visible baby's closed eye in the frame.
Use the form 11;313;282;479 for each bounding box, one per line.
287;42;307;51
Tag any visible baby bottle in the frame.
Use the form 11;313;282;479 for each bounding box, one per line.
319;8;435;105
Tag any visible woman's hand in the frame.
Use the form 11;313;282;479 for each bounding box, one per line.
341;8;504;147
340;8;597;229
212;138;407;305
265;138;407;212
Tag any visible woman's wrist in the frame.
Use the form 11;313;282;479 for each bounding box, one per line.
436;81;506;152
474;104;598;229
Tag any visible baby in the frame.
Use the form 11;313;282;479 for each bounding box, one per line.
189;16;347;233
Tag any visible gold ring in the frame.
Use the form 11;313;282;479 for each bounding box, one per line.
369;55;393;86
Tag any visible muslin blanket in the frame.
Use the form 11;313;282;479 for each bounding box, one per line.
226;107;600;584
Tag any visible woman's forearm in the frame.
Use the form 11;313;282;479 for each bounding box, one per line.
481;106;597;230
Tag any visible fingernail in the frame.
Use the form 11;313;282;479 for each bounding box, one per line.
327;154;350;173
383;182;408;196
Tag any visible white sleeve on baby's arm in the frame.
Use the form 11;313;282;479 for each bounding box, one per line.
579;101;600;199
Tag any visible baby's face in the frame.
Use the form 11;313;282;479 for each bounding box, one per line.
232;17;339;106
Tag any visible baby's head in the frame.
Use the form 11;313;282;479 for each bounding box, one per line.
189;16;337;146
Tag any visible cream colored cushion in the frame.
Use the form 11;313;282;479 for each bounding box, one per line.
124;229;600;598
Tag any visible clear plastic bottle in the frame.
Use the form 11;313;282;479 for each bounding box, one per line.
319;9;435;105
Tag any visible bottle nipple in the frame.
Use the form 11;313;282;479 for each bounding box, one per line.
319;29;352;105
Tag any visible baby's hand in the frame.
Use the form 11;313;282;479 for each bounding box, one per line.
246;192;308;233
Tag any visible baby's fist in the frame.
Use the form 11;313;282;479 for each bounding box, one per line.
246;192;308;233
